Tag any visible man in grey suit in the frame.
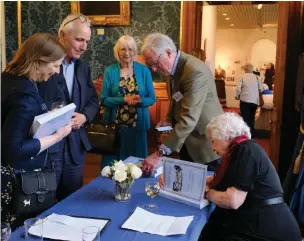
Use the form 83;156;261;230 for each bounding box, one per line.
141;33;223;176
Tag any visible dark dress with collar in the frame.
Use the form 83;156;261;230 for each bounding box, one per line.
200;140;302;241
1;72;48;229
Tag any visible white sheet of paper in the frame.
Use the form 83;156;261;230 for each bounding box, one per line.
121;207;193;236
155;126;173;132
29;213;109;241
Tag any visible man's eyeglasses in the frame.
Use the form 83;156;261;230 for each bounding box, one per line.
147;54;162;69
63;15;91;28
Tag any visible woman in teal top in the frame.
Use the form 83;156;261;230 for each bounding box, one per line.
101;35;156;166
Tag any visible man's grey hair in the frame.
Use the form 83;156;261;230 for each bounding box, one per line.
58;14;91;37
141;33;177;55
206;112;251;140
243;63;254;73
113;35;138;62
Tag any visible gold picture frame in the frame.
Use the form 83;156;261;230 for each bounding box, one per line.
71;1;130;26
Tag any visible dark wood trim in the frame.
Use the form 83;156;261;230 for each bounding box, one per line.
180;1;197;53
269;2;303;178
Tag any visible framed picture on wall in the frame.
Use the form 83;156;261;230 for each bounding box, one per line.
71;1;130;26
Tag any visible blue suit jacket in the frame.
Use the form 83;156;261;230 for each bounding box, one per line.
101;61;156;131
37;59;99;164
1;72;48;170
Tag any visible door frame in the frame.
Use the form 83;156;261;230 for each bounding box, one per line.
180;1;304;170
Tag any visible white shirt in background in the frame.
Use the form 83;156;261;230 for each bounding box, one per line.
236;73;264;105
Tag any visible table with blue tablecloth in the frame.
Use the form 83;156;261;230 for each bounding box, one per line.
10;174;214;241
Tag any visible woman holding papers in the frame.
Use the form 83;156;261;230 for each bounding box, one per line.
101;35;156;166
199;113;301;241
1;33;72;229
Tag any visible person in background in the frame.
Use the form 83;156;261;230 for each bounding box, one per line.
101;35;156;166
37;14;99;201
1;33;72;229
200;112;302;241
236;63;263;139
264;62;275;90
191;48;206;62
140;33;223;176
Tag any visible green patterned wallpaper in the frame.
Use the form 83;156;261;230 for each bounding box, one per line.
5;1;180;80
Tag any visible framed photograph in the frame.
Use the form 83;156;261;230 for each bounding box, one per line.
71;1;130;26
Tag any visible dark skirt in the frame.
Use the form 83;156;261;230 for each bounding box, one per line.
101;127;148;167
215;79;227;108
200;203;302;241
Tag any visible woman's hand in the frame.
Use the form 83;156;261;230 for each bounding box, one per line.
55;122;72;140
124;95;141;106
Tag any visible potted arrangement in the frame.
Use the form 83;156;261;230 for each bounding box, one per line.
101;161;142;202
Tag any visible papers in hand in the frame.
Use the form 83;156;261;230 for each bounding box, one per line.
29;213;109;241
155;126;173;132
30;103;76;139
123;156;163;177
121;207;193;236
159;157;209;209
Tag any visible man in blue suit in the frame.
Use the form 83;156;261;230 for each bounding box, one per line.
38;14;99;201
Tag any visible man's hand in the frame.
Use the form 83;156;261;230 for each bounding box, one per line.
72;112;87;130
141;151;163;177
156;119;172;128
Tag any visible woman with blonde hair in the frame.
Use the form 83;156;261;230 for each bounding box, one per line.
101;35;156;166
1;33;72;229
200;112;301;241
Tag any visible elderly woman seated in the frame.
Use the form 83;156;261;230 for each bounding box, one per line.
200;112;302;241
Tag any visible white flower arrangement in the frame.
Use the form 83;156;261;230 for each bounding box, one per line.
101;160;143;184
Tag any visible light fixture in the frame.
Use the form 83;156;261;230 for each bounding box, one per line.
225;17;230;20
258;4;263;9
230;24;234;27
222;13;227;16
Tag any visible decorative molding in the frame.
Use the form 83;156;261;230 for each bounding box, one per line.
1;1;6;70
17;1;21;48
71;1;130;26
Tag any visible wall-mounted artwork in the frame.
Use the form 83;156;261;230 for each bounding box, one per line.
71;1;130;26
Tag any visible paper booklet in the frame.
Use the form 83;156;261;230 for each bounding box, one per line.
123;156;163;178
159;157;209;209
121;207;193;236
30;103;76;139
29;213;110;241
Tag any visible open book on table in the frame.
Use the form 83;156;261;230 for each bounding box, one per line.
159;157;209;209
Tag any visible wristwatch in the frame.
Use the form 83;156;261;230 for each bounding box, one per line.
158;148;166;157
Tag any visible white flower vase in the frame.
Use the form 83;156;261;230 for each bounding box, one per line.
115;182;132;202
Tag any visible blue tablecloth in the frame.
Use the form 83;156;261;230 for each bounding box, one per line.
10;174;213;241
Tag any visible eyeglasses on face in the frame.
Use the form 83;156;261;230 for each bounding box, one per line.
119;48;135;54
63;15;91;28
147;54;162;69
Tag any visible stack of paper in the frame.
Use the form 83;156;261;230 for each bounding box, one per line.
29;213;109;241
123;156;163;177
121;207;193;236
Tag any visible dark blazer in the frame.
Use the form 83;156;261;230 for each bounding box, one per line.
1;72;48;170
37;59;99;164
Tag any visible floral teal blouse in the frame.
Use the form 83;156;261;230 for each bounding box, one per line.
116;75;139;127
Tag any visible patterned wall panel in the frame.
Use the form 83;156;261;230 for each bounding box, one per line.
4;1;18;63
5;1;180;80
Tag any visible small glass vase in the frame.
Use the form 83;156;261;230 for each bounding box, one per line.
115;182;132;202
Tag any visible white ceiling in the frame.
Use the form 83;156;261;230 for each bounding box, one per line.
216;4;279;29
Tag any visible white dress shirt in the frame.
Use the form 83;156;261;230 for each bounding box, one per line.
236;73;264;105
